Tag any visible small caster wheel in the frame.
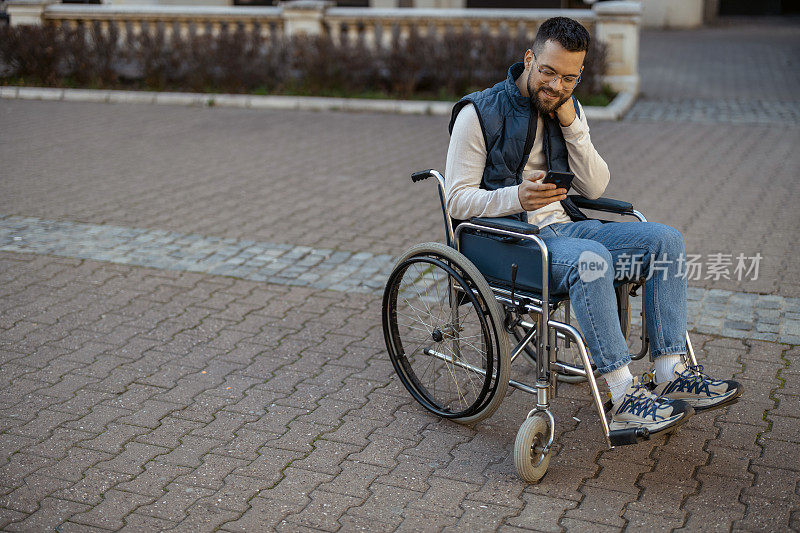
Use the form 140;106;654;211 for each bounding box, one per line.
514;413;552;483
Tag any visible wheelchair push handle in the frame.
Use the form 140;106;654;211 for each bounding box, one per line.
411;170;434;183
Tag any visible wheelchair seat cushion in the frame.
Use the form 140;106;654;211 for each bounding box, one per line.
460;230;567;301
459;230;633;304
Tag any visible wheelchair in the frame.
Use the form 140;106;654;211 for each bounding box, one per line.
381;169;700;482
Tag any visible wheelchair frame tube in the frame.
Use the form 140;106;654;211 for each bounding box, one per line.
493;293;611;445
550;321;612;447
433;172;556;402
589;208;653;361
454;223;552;411
438;192;694;449
453;223;618;447
514;316;599;378
686;332;699;367
428;170;456;248
422;347;539;396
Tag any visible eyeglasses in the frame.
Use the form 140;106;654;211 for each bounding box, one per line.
532;52;581;89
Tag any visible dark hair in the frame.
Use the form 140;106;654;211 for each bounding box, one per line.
532;17;591;55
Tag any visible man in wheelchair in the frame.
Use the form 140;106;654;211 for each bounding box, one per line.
444;17;742;436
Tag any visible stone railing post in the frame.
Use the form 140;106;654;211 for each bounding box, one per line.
414;0;467;7
641;0;705;28
6;0;58;26
278;0;333;38
593;0;641;94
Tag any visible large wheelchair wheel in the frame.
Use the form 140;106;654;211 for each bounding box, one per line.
382;243;510;425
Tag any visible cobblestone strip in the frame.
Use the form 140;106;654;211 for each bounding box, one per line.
2;214;799;345
624;99;800;126
0;214;393;294
629;286;800;345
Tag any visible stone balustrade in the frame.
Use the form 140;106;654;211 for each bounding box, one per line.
325;7;596;49
45;4;284;39
5;0;641;92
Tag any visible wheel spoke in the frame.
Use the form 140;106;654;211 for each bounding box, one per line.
438;340;481;401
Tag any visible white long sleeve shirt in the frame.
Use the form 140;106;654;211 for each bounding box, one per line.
445;101;610;228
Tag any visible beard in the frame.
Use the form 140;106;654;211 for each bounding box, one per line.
526;70;572;115
533;87;571;115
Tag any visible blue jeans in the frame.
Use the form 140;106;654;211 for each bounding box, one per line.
537;219;687;374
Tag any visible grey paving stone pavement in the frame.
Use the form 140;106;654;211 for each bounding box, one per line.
636;18;800;103
3;214;799;346
0;17;798;533
0;251;797;532
1;101;797;299
627;18;800;125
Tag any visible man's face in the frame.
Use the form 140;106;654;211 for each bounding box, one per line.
525;40;585;115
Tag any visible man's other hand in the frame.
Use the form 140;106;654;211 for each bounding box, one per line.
518;171;567;211
549;97;577;128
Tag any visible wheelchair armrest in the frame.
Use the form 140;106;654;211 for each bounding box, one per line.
568;195;634;214
469;217;539;235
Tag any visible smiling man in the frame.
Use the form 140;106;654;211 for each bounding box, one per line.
445;17;742;435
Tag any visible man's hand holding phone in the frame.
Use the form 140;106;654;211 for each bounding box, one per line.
518;171;568;211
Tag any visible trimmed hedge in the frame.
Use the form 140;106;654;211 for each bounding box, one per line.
0;22;609;101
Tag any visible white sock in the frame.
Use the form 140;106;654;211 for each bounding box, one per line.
655;354;683;383
605;365;634;404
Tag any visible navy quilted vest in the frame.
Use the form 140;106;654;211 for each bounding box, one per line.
448;62;587;224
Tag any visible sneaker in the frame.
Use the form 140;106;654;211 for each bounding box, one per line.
609;378;694;434
651;362;742;412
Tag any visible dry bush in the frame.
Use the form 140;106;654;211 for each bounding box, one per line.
291;32;379;95
258;33;292;93
574;37;608;98
135;24;187;90
0;24;63;85
210;25;258;92
60;25;93;85
0;22;609;100
380;26;437;99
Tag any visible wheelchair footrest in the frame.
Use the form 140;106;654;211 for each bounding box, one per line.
608;427;650;446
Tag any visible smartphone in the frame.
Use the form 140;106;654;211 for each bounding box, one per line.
541;170;574;191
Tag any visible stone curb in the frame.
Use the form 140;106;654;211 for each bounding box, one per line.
586;90;637;121
1;85;637;120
